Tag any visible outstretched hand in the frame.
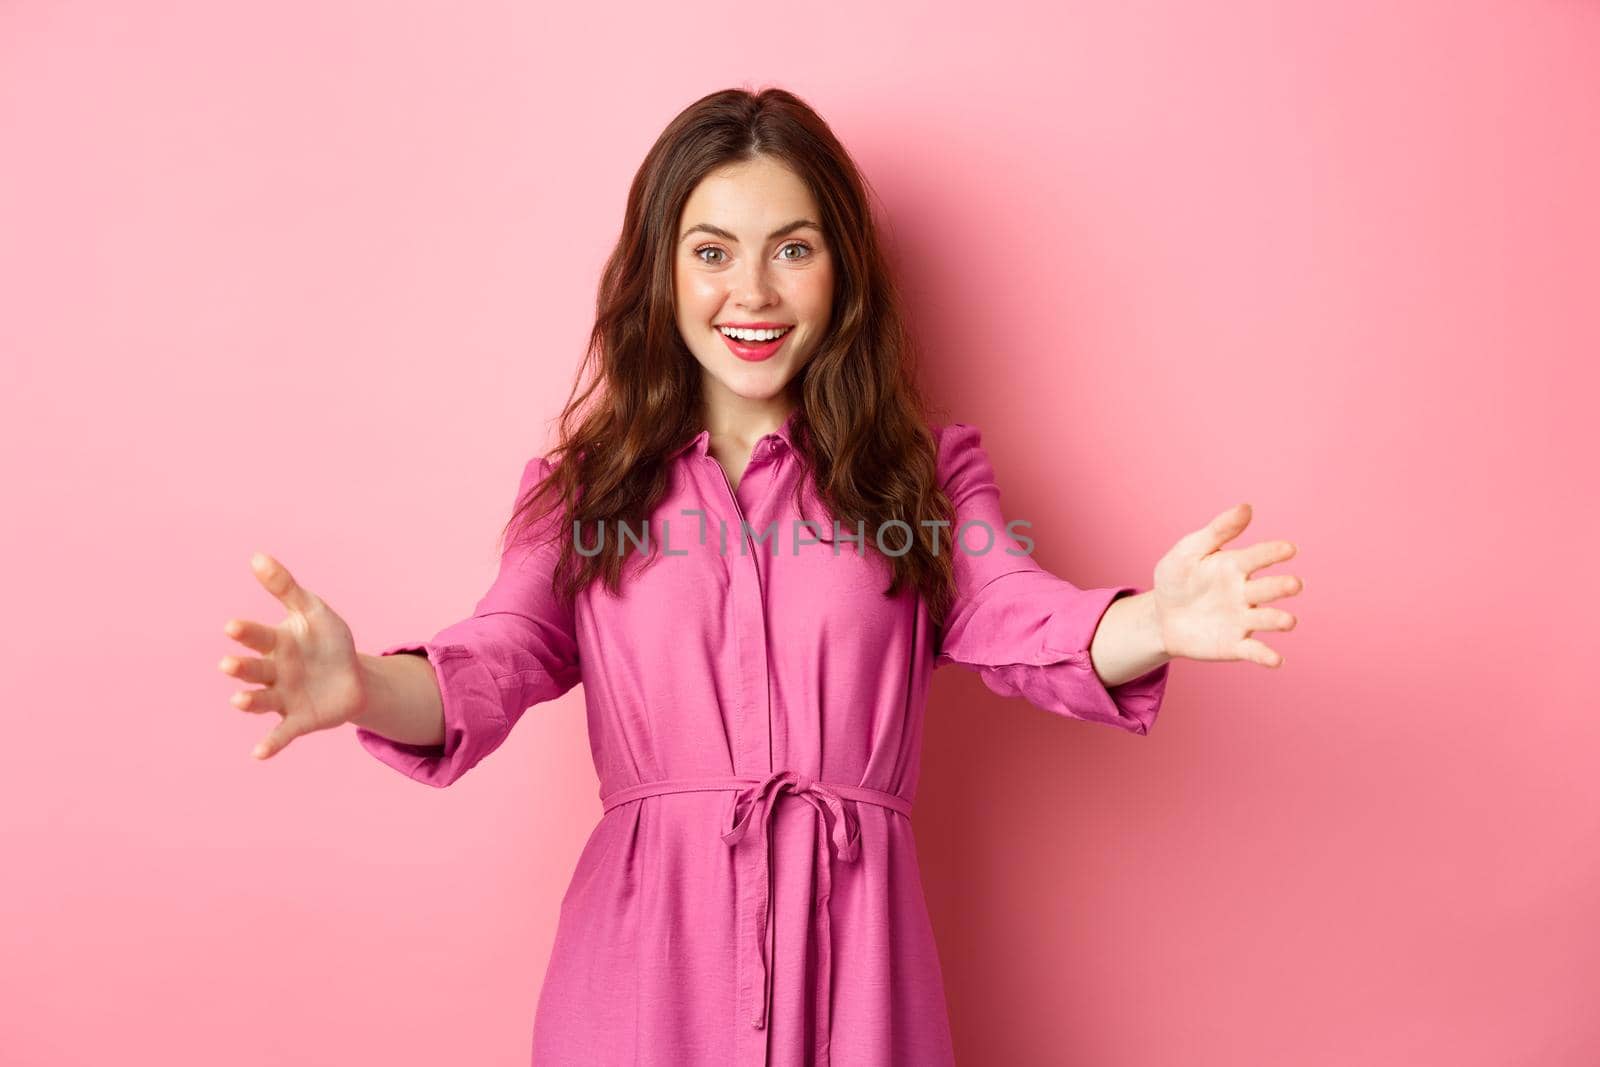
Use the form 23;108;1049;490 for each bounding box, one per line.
1151;504;1302;668
218;552;369;760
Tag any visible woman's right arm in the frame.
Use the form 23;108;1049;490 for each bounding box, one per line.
222;456;580;778
347;650;445;748
347;456;581;787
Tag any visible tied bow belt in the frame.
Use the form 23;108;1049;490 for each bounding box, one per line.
601;771;915;1062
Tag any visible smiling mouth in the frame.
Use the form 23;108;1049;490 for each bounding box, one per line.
716;324;793;341
717;326;793;362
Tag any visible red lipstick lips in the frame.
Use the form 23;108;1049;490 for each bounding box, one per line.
716;323;793;363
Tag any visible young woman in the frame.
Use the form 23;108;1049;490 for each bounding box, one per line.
219;87;1302;1066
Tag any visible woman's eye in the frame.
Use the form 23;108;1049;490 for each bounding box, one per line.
692;241;814;265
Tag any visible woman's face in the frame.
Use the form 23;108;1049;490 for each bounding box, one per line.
673;156;834;415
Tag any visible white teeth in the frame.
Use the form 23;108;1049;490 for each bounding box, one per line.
718;325;791;342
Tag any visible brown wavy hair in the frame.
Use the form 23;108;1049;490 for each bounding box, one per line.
507;86;960;628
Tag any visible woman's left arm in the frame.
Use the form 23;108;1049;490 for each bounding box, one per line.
1089;503;1302;687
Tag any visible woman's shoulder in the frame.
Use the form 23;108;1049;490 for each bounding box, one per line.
930;420;990;492
932;420;981;450
513;453;557;494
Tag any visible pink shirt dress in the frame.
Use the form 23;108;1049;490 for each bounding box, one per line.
356;414;1171;1066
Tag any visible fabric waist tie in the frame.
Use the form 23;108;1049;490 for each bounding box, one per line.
600;772;915;1066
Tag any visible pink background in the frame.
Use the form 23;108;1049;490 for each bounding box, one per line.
3;2;1597;1064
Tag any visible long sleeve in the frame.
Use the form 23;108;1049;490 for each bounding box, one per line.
356;456;582;785
932;423;1169;735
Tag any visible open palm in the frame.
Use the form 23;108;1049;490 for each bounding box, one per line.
1152;504;1303;668
218;552;369;759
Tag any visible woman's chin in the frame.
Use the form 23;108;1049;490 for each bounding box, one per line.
706;362;800;398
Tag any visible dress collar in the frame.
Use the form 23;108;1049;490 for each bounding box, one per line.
669;405;801;461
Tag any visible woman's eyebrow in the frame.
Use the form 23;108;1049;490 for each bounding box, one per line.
679;218;822;244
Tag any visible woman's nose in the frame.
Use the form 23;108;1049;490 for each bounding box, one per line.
731;262;779;308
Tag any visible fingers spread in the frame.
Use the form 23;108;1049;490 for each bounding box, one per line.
253;718;303;760
1243;574;1304;605
251;552;316;615
1235;637;1283;668
1177;503;1252;562
231;687;282;714
1236;539;1297;577
1245;607;1297;633
218;654;277;686
223;618;277;654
